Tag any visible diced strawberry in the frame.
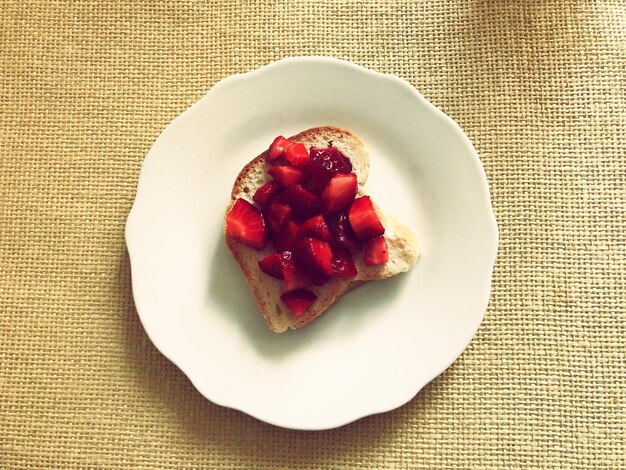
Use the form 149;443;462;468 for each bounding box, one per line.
364;236;389;265
348;196;385;241
268;166;308;186
283;143;310;169
258;251;310;290
253;181;280;207
258;253;284;279
270;189;289;205
327;211;361;251
294;237;333;284
267;136;294;163
320;173;357;214
282;184;320;220
272;219;301;251
299;214;332;241
226;199;267;250
263;202;292;234
280;251;311;291
280;289;317;317
331;247;357;277
305;174;332;196
309;147;352;179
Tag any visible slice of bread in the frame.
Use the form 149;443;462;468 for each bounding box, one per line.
225;126;420;332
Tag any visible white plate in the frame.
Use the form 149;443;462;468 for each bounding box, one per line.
126;57;498;430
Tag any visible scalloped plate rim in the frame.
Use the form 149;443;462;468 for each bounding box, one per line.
125;57;499;430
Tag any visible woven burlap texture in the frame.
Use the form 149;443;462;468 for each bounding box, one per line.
1;1;624;468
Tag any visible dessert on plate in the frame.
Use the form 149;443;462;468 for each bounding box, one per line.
225;126;419;332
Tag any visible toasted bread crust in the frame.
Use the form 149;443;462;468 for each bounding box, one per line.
224;126;419;332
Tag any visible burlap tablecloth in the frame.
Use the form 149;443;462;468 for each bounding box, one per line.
2;1;624;468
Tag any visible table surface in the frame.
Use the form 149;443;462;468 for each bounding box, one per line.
2;1;624;468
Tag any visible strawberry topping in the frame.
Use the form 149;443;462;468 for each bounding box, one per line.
294;237;334;284
263;201;292;234
259;251;310;291
280;289;316;317
268;165;308;186
327;211;361;251
267;136;294;162
299;214;332;242
306;174;332;196
320;172;358;214
258;253;284;279
309;147;352;178
283;143;310;168
232;136;390;317
272;219;301;252
282;184;320;220
364;236;389;265
253;181;280;206
226;199;267;250
348;196;385;241
280;251;311;291
331;247;357;277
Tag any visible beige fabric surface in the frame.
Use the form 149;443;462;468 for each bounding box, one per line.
1;1;624;468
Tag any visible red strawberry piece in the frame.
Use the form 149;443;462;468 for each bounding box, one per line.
305;174;332;196
320;172;358;214
327;211;361;251
267;136;294;163
364;235;389;265
258;251;310;290
253;181;280;207
309;146;353;179
282;184;320;220
294;237;333;284
280;251;311;291
299;214;332;242
348;196;385;241
226;199;267;250
258;253;284;279
268;165;308;186
283;143;310;169
263;202;292;234
270;189;289;205
280;289;316;317
331;246;357;277
272;219;301;251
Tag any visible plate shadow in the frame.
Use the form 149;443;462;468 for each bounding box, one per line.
207;237;406;360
